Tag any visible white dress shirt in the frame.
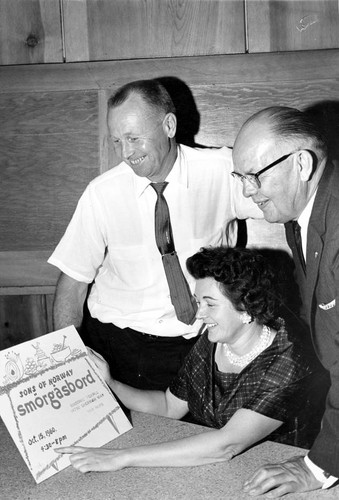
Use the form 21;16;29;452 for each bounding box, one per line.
297;190;316;261
48;145;260;337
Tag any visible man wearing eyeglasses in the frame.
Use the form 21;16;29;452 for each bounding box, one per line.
232;106;339;496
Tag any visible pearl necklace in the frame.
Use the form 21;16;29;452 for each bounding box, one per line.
222;325;272;368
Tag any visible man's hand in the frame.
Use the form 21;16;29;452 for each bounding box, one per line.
243;455;323;497
87;347;112;384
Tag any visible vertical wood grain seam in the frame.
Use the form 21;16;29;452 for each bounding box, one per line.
98;90;108;174
244;0;249;53
43;294;49;335
59;0;66;62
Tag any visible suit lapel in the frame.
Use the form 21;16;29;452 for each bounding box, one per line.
306;161;335;323
285;161;336;328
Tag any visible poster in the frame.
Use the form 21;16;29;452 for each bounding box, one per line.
0;326;132;483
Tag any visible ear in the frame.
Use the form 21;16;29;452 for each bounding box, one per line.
163;112;177;139
297;150;315;182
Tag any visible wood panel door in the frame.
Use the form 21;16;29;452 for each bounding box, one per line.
62;0;245;62
247;0;339;52
0;0;63;65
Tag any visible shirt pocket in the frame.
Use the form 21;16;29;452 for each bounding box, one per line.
108;245;153;289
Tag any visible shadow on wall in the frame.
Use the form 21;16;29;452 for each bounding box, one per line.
156;76;202;148
305;100;339;162
152;85;339;161
258;249;303;327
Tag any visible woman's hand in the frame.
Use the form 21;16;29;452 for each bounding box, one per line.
55;408;281;472
87;347;112;384
56;446;128;473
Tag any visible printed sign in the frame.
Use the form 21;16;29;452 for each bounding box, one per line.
0;326;132;483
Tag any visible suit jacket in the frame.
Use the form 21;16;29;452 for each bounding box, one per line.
285;160;339;477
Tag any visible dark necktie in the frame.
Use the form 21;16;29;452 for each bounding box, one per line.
292;220;306;273
151;182;197;325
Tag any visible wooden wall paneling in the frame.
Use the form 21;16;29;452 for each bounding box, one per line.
98;89;110;173
97;49;339;170
246;0;339;53
99;54;339;162
45;293;54;332
0;294;53;350
0;250;60;293
0;0;63;65
1;49;339;293
1;50;339;92
0;63;101;93
0;90;100;252
191;79;339;147
62;0;245;62
61;0;90;63
79;50;339;91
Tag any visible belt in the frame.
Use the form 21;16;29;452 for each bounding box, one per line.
134;330;193;343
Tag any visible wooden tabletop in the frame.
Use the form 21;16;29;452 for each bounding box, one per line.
1;411;338;500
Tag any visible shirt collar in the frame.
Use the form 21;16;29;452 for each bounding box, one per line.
133;145;188;197
297;190;317;258
297;189;317;231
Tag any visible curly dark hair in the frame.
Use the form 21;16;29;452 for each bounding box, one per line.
186;246;281;326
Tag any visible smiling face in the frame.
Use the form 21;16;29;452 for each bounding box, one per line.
107;93;177;182
232;120;309;223
194;277;245;346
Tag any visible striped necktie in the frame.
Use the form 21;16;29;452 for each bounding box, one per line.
151;182;197;325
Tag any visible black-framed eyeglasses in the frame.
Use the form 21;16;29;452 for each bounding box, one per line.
231;150;299;189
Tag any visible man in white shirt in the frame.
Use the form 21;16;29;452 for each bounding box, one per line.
232;106;338;496
49;79;259;391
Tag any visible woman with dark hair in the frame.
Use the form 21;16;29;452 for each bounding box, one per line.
57;247;316;473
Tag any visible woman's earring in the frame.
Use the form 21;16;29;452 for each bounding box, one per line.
240;312;252;324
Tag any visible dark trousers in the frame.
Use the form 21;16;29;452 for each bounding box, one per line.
80;310;198;391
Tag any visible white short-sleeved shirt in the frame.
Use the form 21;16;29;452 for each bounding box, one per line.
48;145;260;337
